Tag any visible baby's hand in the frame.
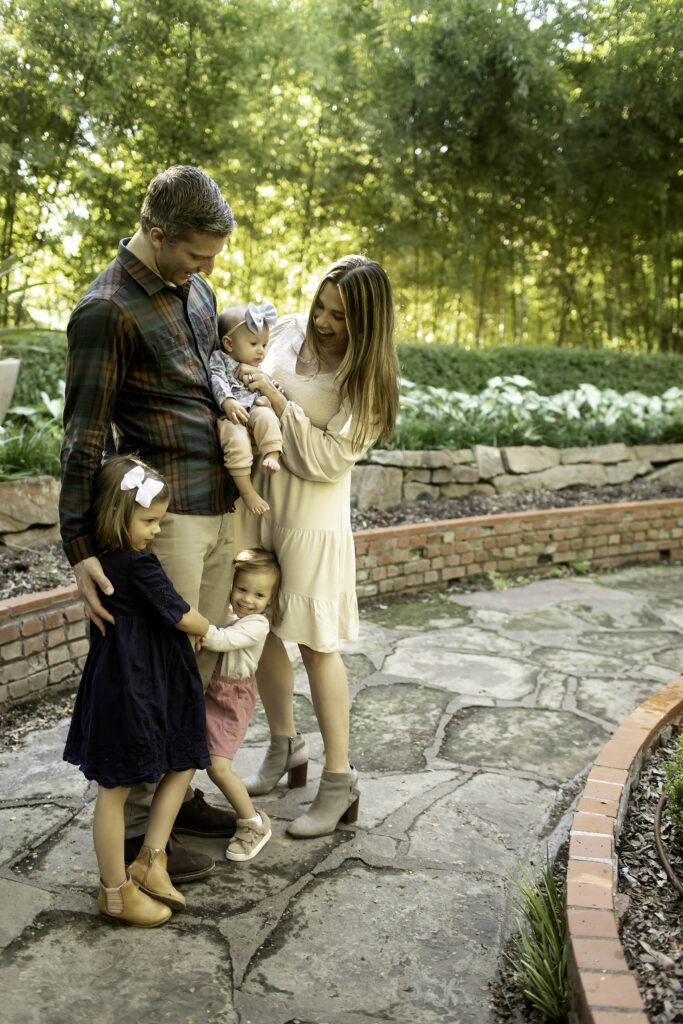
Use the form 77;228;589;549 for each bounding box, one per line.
195;635;206;652
222;397;249;425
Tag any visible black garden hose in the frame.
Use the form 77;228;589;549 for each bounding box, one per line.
654;792;683;899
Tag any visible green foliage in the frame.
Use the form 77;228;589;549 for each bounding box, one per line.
0;423;61;479
505;855;569;1022
1;331;69;406
0;384;65;479
384;377;683;450
664;733;683;837
397;344;683;396
0;0;682;351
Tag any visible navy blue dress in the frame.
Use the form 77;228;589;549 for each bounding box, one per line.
63;550;211;788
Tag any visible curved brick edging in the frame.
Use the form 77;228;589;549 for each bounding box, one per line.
1;497;682;708
566;675;683;1023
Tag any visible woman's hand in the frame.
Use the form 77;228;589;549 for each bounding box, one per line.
238;365;287;417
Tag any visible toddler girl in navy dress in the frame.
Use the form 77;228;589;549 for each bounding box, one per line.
63;455;212;927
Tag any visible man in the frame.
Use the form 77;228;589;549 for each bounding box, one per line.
60;165;239;882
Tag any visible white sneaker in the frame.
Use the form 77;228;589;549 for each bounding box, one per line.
226;811;272;862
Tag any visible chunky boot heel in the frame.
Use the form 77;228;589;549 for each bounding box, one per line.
287;760;308;789
341;796;360;824
287;766;360;839
98;876;171;927
244;732;309;796
128;846;186;911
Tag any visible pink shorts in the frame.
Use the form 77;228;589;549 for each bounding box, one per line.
204;657;257;760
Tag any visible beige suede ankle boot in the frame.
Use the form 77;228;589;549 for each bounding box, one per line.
287;767;360;839
243;733;308;796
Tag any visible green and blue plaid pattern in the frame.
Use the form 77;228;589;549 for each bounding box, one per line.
60;239;236;565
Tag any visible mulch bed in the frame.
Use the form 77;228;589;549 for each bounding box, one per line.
618;729;683;1022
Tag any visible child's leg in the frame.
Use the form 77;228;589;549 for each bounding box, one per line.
217;417;270;514
207;757;256;820
250;405;282;474
145;769;196;850
208;756;272;862
127;769;197;911
93;785;131;887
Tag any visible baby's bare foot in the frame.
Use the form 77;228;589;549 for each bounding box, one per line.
243;491;270;515
235;478;270;515
262;453;281;474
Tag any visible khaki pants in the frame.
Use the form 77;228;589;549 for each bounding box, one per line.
123;511;235;836
217;404;282;474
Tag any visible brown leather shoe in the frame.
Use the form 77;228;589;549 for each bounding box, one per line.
173;788;237;838
124;832;214;884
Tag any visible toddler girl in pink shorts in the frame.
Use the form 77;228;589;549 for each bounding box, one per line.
199;548;280;862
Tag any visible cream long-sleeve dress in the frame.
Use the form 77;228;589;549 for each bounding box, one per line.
238;314;375;653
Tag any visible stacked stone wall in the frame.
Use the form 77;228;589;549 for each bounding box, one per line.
2;497;681;708
352;442;683;510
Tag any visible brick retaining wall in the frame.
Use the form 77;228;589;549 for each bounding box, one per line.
566;678;683;1023
354;497;683;600
1;497;682;708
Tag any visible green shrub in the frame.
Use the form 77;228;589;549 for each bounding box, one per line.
397;343;683;397
1;330;68;406
664;733;683;837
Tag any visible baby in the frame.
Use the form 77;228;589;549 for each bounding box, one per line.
210;300;282;515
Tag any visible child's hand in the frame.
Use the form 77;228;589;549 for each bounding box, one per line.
195;635;206;652
222;397;249;425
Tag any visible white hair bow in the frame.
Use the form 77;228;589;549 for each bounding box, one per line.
120;465;164;508
244;300;278;333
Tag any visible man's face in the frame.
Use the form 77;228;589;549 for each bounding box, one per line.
150;229;226;287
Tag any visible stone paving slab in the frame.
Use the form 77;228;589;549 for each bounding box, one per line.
1;564;682;1024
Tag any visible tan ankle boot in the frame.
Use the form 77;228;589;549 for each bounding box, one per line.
243;733;308;796
287;767;360;839
98;876;171;927
128;846;186;910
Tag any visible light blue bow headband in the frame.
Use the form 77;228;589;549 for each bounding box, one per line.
120;465;164;508
233;300;278;335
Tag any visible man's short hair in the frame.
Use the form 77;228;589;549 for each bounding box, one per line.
140;165;235;243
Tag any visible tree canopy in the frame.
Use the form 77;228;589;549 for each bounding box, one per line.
1;0;681;350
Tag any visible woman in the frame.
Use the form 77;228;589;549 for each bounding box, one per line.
237;254;399;838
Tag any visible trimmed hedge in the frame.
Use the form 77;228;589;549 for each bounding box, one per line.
396;344;683;396
5;333;683;407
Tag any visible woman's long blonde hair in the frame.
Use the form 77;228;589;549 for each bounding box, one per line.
305;254;400;449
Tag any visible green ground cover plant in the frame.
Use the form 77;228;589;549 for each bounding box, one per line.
383;376;683;450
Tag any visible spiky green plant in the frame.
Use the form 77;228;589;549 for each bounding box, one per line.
505;854;569;1022
664;733;683;836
